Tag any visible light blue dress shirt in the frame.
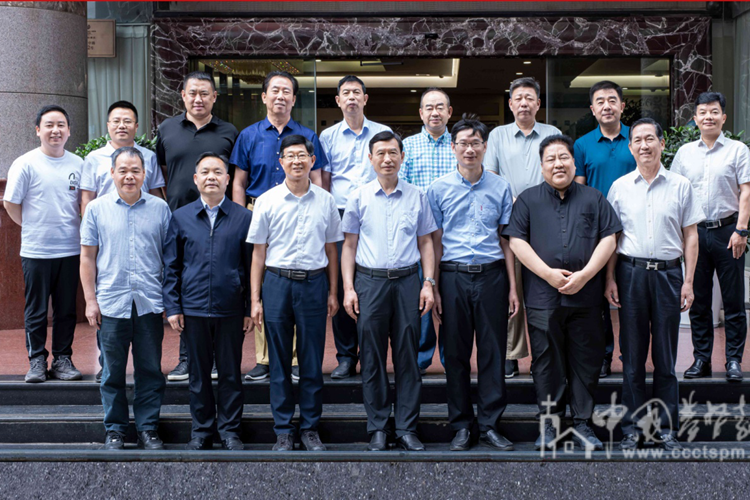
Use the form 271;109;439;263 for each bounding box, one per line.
319;117;392;209
202;196;225;230
342;178;438;269
400;127;455;192
80;192;171;318
428;169;513;264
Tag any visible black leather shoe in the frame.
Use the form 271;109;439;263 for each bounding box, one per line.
504;359;519;379
659;433;683;451
331;359;356;379
137;430;164;450
104;431;125;450
620;433;643;451
300;430;326;451
535;422;557;451
185;437;213;450
684;359;711;379
367;431;387;451
397;433;425;451
272;433;294;451
480;429;514;451
450;428;472;451
726;361;743;382
221;436;244;450
599;359;612;379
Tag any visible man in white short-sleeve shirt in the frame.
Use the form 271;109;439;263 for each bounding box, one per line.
80;100;165;216
3;105;84;384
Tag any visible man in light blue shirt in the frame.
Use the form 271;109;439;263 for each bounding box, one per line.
401;87;455;375
319;75;391;379
428;114;518;452
341;131;437;452
80;147;171;451
485;77;562;379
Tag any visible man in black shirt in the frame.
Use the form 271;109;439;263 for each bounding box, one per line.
156;71;239;380
502;134;620;452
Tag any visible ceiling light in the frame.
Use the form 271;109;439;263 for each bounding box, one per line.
523;61;532;65
308;90;314;93
315;59;322;62
410;89;417;93
516;72;523;75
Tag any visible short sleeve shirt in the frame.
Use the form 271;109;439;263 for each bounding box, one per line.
4;148;83;258
80;142;165;196
574;123;637;197
502;181;622;309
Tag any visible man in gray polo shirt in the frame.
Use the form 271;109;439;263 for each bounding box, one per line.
485;77;562;378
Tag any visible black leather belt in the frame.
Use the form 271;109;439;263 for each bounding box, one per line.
356;263;419;279
618;255;682;271
440;259;505;273
267;267;325;280
698;213;737;229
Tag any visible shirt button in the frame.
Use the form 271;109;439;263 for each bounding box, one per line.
562;229;566;233
563;244;567;248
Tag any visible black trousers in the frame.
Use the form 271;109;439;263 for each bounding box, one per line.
183;315;245;440
690;223;747;363
333;209;359;364
356;272;422;437
440;265;509;433
526;306;604;422
617;259;682;437
601;268;615;363
21;256;79;360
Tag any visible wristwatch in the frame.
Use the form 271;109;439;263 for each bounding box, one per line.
736;229;749;237
424;277;436;287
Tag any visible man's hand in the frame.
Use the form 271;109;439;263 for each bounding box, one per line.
604;279;620;308
327;293;339;318
85;301;101;328
545;268;572;289
680;282;695;312
558;270;590;295
728;231;748;260
243;316;254;334
168;314;184;333
344;289;359;321
419;283;434;317
251;300;264;328
508;288;520;319
432;289;443;325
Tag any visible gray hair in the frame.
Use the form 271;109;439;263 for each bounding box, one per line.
111;146;144;170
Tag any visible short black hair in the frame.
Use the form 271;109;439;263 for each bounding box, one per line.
280;134;315;156
539;134;575;161
111;146;144;169
263;71;299;96
337;75;366;95
369;130;403;154
450;113;489;143
509;77;540;99
183;71;216;92
107;100;139;122
695;91;726;113
195;152;229;172
420;87;451;108
589;80;623;104
35;105;70;128
629;117;664;141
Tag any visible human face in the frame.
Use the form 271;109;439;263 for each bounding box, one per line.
36;111;70;151
111;154;145;198
181;78;217;121
451;129;486;172
419;91;453;136
335;81;368;117
107;108;138;146
628;123;665;169
694;101;727;137
193;157;229;197
369;139;404;179
541;142;576;191
279;144;314;182
509;86;540;125
590;88;625;127
262;76;297;118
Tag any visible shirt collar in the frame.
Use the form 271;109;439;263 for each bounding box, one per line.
542;179;576;200
282;179;313;199
420;126;451;144
342;117;370;135
453;167;487;186
201;196;226;212
115;193;146;207
373;177;403;196
699;133;726;149
511;121;539;138
595;123;628;142
634;164;668;184
181;112;219;128
262;116;295;134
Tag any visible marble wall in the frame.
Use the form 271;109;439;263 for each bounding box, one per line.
152;16;711;130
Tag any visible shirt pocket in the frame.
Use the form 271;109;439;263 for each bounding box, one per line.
479;205;499;228
399;210;418;234
576;213;597;238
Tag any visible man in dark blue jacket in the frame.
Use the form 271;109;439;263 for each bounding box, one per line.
163;152;254;451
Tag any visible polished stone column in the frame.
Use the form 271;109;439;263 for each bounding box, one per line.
0;1;87;330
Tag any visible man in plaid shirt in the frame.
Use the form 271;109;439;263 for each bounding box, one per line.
400;88;455;374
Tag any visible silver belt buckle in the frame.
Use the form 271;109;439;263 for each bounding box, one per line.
387;268;399;279
290;270;308;280
646;261;660;271
467;264;482;273
705;220;721;229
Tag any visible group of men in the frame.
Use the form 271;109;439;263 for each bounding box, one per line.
4;66;747;452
